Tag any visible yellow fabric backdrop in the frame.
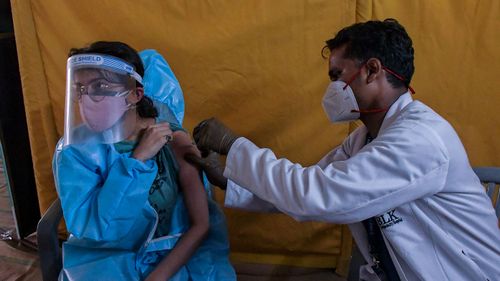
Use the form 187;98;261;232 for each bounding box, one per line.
11;0;499;272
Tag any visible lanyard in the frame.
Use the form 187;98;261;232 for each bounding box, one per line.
362;134;401;281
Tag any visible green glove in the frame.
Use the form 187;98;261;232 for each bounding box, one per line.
193;118;239;155
184;151;228;189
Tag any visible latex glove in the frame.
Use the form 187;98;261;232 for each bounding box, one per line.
185;151;228;189
193;118;239;155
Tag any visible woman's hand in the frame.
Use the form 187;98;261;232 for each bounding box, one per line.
132;122;173;162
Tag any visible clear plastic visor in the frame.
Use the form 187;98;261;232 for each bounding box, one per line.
63;63;138;146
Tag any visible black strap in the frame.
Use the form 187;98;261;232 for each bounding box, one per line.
362;134;401;281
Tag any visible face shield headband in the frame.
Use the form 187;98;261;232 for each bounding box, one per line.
67;54;143;84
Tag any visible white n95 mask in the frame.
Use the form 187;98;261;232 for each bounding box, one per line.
322;81;360;123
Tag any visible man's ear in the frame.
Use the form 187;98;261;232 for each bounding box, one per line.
365;58;382;83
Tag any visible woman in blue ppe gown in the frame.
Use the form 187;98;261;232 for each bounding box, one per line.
53;41;236;281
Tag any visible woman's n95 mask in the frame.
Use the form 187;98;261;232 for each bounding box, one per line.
79;95;130;132
322;81;360;123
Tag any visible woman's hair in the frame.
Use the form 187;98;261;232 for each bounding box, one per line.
69;41;158;118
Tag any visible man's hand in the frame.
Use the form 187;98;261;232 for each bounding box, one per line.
185;151;228;189
193;118;239;155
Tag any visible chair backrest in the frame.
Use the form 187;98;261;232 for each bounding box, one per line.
472;167;500;218
37;198;63;281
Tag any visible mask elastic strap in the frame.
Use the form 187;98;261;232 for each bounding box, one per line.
382;66;415;94
342;68;363;90
344;65;388;114
350;65;413;114
120;90;138;110
351;108;387;114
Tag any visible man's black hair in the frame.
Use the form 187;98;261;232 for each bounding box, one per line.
69;41;158;118
324;18;414;89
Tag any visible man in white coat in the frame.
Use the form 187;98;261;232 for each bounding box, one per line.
186;19;500;281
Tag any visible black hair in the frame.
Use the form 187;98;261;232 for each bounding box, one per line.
323;18;414;89
69;41;158;118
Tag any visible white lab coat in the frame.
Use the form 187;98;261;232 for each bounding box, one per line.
223;92;500;281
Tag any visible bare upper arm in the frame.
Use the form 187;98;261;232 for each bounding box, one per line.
170;131;201;164
170;131;208;225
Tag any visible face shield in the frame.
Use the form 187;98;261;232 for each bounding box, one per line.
63;54;143;146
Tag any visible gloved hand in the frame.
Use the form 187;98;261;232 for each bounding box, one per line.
193;118;239;155
184;151;228;189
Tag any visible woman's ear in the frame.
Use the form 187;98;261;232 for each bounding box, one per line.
365;58;382;83
128;87;144;104
136;87;144;100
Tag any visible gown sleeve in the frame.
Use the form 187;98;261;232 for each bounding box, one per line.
53;141;158;241
223;121;449;224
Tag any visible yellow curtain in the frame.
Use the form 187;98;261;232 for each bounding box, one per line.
11;0;499;273
365;0;500;166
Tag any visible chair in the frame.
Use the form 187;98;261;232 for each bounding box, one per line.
37;198;63;281
472;167;500;219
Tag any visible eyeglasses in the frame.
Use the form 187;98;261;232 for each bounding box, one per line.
72;78;131;102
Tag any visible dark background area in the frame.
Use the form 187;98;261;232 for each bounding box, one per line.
0;0;40;238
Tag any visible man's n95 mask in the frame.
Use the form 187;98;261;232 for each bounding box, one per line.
322;81;360;123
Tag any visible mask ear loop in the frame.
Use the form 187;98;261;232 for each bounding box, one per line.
343;68;363;90
343;65;388;114
382;66;415;94
347;64;415;114
352;108;387;114
121;89;138;110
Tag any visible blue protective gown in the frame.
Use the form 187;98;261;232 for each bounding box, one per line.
53;122;236;280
